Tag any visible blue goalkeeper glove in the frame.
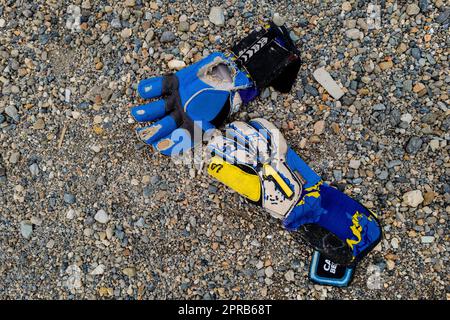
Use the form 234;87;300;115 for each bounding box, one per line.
131;22;301;156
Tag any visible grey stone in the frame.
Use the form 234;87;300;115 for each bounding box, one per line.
5;106;19;122
421;236;435;244
436;8;449;24
209;7;225;26
160;31;175;43
64;193;76;204
345;28;363;40
289;31;300;43
273;13;285;26
419;0;428;12
406;4;420;16
101;35;111;44
284;270;295;282
150;175;160;184
29;163;39;177
349;159;361;169
9;152;20;164
411;48;421;60
403;80;413;92
304;84;319;97
261;88;270;99
421;113;438;124
265;266;274;278
111;18;121;29
378;171;389;180
178;21;189;32
333;170;343;181
406;137;423;154
20;221;33;239
94;209;109;224
373;103;386;111
387;160;402;168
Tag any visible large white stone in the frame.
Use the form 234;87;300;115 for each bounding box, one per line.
313;67;345;99
403;190;424;207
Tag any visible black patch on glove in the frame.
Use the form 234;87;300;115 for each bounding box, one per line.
296;223;354;266
162;74;196;137
231;21;301;93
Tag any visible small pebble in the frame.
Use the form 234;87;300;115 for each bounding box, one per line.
5;106;19;122
160;31;175;43
209;7;225;26
284;270;295;282
64;193;76;204
29;163;39;177
123;267;136;277
273;13;285;26
345;28;363;40
349;159;361;170
421;236;435;244
20;221;33;239
168;59;186;70
406;4;420;16
94;209;110;224
406;137;423;154
121;28;132;39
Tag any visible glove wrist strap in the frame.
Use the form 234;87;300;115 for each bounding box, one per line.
231;21;301;92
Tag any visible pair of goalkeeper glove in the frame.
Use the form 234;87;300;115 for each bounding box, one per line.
130;22;381;287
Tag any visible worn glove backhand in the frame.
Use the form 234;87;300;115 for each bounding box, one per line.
131;52;253;156
131;22;301;156
207;118;382;267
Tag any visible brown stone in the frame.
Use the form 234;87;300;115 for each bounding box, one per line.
331;122;340;134
33;118;45;130
397;43;408;54
313;120;325;135
379;60;393;70
413;82;426;93
309;135;321;143
423;191;435;205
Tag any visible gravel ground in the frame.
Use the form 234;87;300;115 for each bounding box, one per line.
0;0;449;300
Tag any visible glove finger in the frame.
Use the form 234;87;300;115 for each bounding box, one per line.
208;136;235;160
226;121;269;160
249;118;288;156
137;76;164;99
130;99;167;122
152;127;193;156
136;114;178;144
208;135;257;167
153;120;214;156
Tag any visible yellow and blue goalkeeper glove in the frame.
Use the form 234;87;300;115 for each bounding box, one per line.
207;118;382;286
